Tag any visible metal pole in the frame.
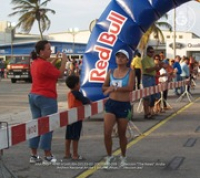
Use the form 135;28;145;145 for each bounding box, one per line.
173;9;176;59
11;40;13;59
72;33;75;54
68;28;79;55
10;27;15;59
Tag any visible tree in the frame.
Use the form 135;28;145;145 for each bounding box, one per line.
138;15;172;55
9;0;55;39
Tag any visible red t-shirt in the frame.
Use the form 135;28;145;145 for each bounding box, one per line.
30;58;61;99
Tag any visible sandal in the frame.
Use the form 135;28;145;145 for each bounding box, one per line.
63;154;72;159
72;155;85;161
144;113;153;119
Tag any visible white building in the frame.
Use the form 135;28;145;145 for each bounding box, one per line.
148;30;200;61
1;21;200;61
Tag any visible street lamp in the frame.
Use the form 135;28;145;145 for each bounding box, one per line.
68;27;79;54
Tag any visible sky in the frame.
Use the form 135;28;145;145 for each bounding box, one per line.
0;0;110;34
1;0;200;36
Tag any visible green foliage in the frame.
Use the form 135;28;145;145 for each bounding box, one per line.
55;60;61;69
138;15;172;54
9;0;56;39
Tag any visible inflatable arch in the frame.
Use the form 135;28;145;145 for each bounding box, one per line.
81;0;191;101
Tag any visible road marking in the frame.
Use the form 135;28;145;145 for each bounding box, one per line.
76;98;198;178
195;126;200;132
183;138;197;147
166;156;185;170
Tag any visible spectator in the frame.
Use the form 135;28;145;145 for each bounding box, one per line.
153;54;162;114
78;58;82;75
172;55;182;96
0;59;5;78
69;57;79;76
64;75;91;160
159;51;166;61
141;46;161;119
28;40;67;165
102;49;134;168
153;54;161;86
180;57;190;94
159;60;172;110
131;52;141;89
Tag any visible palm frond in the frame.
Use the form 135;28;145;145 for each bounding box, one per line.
9;0;55;37
138;14;171;53
11;0;32;6
40;0;51;7
156;22;172;31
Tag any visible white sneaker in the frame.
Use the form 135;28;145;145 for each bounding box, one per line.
42;155;57;165
119;156;128;168
103;156;114;169
29;155;42;164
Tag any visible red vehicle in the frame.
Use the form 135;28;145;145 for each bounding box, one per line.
7;56;32;83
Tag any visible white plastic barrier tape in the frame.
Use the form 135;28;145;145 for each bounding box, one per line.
0;80;188;150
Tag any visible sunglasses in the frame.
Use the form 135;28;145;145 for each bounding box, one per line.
148;51;154;53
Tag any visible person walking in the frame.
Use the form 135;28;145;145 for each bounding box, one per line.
28;40;67;165
102;49;135;168
64;75;91;160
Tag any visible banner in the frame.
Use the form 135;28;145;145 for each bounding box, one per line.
81;0;191;101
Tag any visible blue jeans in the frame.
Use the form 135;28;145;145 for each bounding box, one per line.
28;93;58;151
142;74;157;107
173;74;182;94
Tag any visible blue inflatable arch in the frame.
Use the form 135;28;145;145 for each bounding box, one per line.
81;0;191;101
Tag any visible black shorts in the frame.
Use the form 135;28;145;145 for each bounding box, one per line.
65;121;82;140
104;99;131;119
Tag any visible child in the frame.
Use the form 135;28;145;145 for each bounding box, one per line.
64;75;91;160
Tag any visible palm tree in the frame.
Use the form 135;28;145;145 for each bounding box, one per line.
138;15;172;55
9;0;55;39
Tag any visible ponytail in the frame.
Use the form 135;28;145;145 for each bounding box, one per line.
31;50;37;60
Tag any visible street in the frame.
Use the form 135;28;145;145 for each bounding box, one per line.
0;79;68;124
0;78;200;178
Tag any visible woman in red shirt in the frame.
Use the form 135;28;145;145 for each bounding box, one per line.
29;40;67;165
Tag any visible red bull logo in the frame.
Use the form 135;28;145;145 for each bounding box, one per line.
89;11;127;83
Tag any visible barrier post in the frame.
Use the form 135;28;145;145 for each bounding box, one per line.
137;84;144;113
177;84;193;103
0;122;17;178
155;91;172;111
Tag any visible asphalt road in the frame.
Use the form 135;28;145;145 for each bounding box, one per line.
0;79;68;125
1;78;200;178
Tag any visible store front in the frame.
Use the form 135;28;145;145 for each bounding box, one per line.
0;41;87;63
